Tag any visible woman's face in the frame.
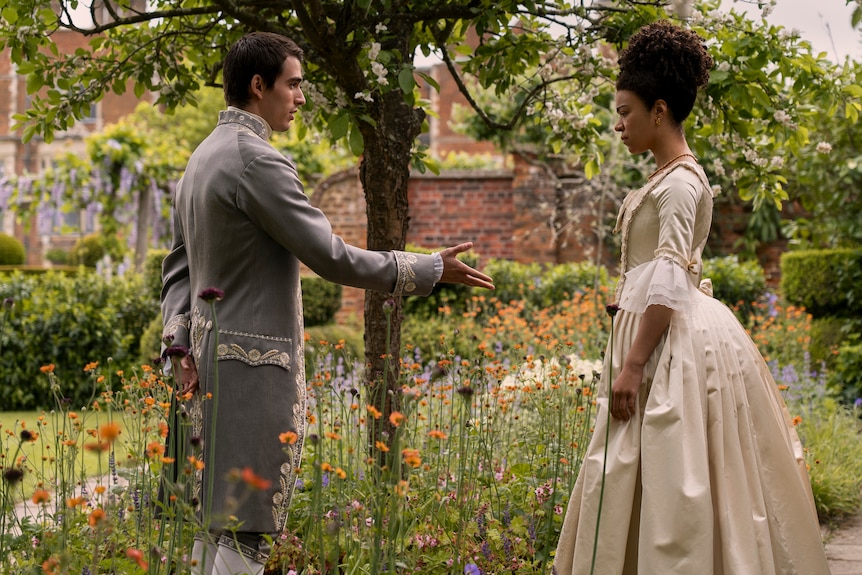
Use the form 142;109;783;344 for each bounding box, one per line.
614;90;656;155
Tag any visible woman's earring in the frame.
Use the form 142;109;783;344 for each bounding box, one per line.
655;116;662;126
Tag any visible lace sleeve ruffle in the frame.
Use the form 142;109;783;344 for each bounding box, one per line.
617;257;697;316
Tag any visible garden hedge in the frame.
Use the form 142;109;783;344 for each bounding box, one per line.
780;248;862;318
0;232;25;265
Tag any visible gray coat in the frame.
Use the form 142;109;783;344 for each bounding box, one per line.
161;108;438;534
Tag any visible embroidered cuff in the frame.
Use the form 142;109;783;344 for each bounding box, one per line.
392;251;420;296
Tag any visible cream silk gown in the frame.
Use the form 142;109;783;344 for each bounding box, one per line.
552;161;830;575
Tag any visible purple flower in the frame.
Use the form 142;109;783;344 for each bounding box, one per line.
605;303;620;317
855;398;862;408
199;287;225;302
465;564;481;575
163;345;190;359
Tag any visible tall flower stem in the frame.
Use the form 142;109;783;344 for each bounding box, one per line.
590;305;618;575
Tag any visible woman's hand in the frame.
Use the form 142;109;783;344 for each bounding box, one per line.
611;362;643;421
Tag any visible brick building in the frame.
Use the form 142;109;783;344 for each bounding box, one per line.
0;12;155;264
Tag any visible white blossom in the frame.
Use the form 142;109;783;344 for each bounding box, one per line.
769;156;785;169
816;141;833;154
773;110;792;125
743;149;758;162
368;42;381;61
717;61;731;72
354;91;374;103
712;159;726;177
711;184;723;196
375;23;388;34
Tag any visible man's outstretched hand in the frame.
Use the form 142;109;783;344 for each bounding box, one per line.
438;242;495;290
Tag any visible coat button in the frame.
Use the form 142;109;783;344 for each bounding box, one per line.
206;321;213;331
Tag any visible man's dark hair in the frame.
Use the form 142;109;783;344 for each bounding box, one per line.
223;32;304;107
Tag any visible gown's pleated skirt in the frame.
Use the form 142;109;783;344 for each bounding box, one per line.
552;288;830;575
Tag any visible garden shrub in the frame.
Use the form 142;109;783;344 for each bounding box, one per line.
143;248;169;303
140;312;163;364
304;322;365;370
781;248;862;318
0;232;25;265
302;275;342;327
44;247;70;265
0;270;155;410
702;255;766;317
70;233;127;267
829;341;862;406
479;259;614;312
402;245;481;319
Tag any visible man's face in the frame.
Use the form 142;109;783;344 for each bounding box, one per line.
257;55;306;132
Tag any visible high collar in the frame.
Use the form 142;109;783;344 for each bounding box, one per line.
219;107;273;140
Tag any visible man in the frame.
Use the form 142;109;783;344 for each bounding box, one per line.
160;32;493;574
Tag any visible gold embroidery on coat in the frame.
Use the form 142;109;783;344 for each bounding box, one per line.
393;251;419;296
217;343;291;370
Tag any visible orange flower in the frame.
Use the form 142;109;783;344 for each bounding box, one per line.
88;508;106;527
32;489;51;505
401;448;421;469
792;415;802;426
83;362;99;372
389;411;404;427
98;422;122;443
146;441;165;459
279;431;298;445
84;441;110;452
40;364;55;374
428;429;448;440
158;421;169;438
94;485;107;495
321;462;333;472
67;496;87;508
187;456;205;470
367;405;382;419
241;467;272;491
335;467;347;479
42;557;59;575
375;440;390;452
126;548;149;570
325;431;342;441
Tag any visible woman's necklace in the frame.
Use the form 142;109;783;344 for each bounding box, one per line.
648;152;696;180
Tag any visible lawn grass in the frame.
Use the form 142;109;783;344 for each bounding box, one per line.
1;410;132;502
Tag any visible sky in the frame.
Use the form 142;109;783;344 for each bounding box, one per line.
721;0;860;61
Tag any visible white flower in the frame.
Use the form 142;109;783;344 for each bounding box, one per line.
712;159;726;177
711;184;723;196
371;61;388;78
816;142;833;154
717;61;731;72
368;42;381;61
769;156;785;169
375;23;387;34
743;149;758;162
354;91;374;103
773;110;792;125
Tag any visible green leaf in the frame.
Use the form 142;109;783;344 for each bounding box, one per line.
328;112;350;141
1;6;17;24
347;124;364;156
398;67;415;95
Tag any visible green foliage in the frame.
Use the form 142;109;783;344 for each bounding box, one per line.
70;233;127;268
781;248;862;317
139;312;164;365
402;245;481;319
702;255;766;317
797;401;862;521
301;275;343;327
44;247;70;265
143;248;169;303
0;271;156;410
0;233;25;265
304;322;365;370
829;341;862;406
478;258;613;311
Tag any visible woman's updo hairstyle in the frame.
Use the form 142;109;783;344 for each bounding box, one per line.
616;20;713;124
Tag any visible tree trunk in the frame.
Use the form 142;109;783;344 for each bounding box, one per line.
359;90;425;457
134;180;152;270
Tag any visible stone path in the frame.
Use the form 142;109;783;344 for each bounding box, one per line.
826;510;862;575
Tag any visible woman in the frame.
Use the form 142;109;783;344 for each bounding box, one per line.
553;20;830;575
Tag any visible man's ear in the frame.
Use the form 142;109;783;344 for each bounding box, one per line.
249;74;265;100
